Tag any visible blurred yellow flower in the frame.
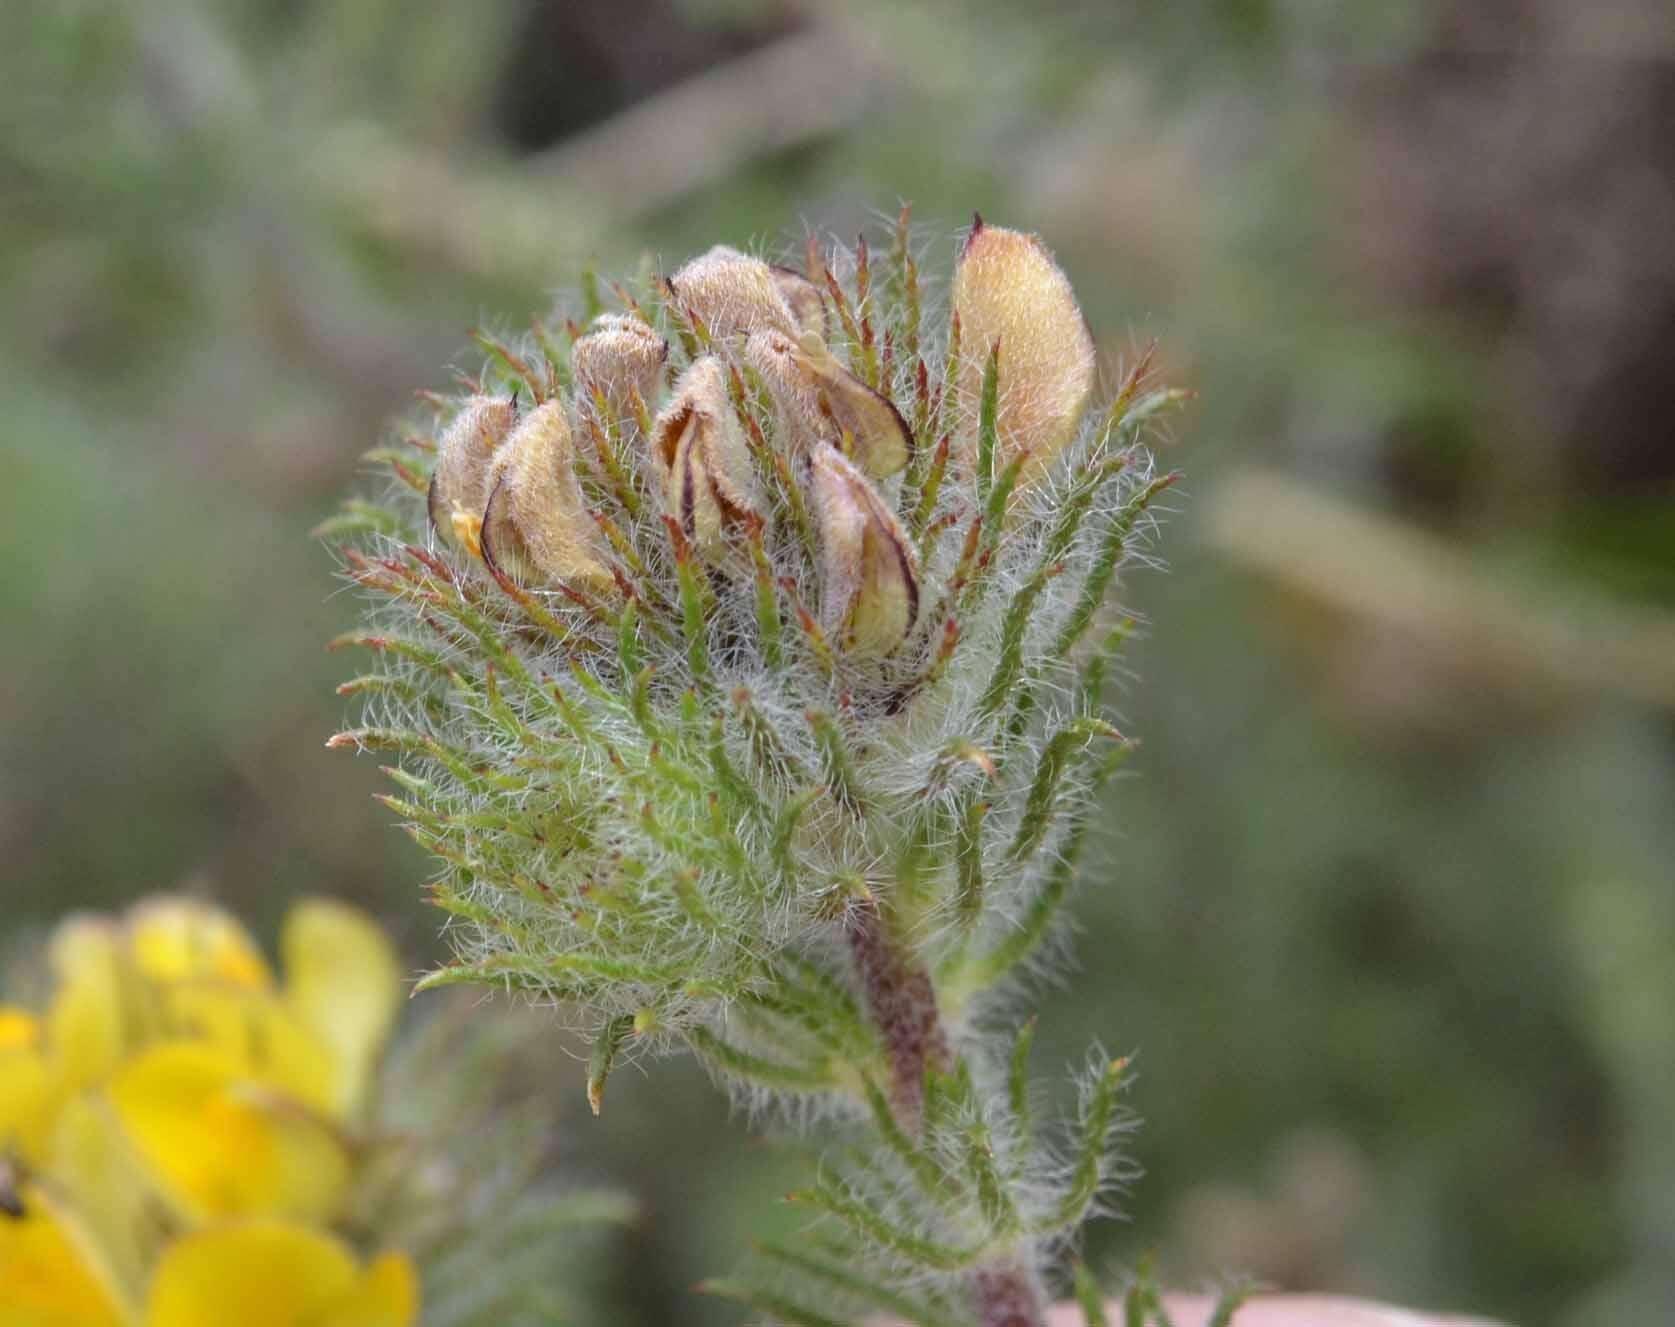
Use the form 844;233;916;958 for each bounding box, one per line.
108;1043;350;1223
1;1008;63;1166
281;898;402;1119
0;1201;418;1327
149;983;338;1114
126;898;274;991
36;896;398;1127
0;1005;38;1048
47;922;131;1093
0;895;417;1326
144;1224;415;1327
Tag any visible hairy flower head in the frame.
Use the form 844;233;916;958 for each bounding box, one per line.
324;212;1182;1112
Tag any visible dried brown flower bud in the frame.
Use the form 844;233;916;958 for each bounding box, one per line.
745;329;912;481
952;216;1096;482
808;445;920;657
666;245;796;340
651;357;760;557
479;400;613;592
769;264;829;340
572;314;667;416
428;395;517;556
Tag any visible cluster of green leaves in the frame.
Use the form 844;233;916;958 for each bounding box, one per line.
707;1042;1137;1325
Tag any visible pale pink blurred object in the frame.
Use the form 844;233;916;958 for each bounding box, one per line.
1044;1295;1509;1327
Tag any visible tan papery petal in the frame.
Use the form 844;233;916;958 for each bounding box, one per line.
666;245;797;340
428;396;517;555
952;217;1095;483
572;313;667;416
808;446;919;657
746;329;911;481
651;356;759;557
768;264;829;340
480;400;613;591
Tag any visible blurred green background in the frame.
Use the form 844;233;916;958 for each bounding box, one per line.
5;2;1674;1324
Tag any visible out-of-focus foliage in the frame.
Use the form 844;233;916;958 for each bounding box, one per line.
3;2;1672;1325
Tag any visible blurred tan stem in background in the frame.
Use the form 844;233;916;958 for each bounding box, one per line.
1204;468;1675;716
314;23;888;284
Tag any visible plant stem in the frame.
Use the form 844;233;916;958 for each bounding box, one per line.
846;894;1046;1327
973;1265;1045;1327
845;895;949;1128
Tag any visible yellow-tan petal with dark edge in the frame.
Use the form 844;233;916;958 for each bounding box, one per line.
768;264;829;339
745;329;911;480
427;395;518;556
651;356;760;559
807;446;920;657
480;400;615;593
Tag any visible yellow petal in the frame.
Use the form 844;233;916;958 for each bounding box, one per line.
314;1251;420;1327
46;922;129;1092
0;1007;59;1167
0;1045;63;1167
281;898;402;1119
0;1007;60;1164
49;1093;170;1298
479;401;616;594
0;1004;38;1050
126;897;273;991
154;984;337;1116
143;1223;408;1327
952;217;1096;484
48;917;123;984
143;1226;419;1327
109;1044;349;1224
0;1185;129;1327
